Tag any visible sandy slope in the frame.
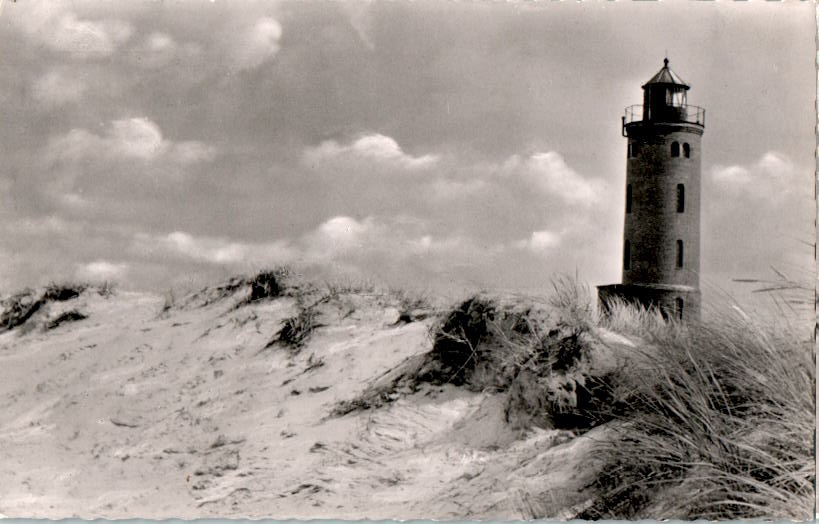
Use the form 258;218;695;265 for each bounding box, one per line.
0;287;604;519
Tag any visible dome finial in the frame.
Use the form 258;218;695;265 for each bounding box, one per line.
664;57;669;68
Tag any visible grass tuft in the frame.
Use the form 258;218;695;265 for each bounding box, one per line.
1;282;89;332
45;309;88;330
580;300;815;520
273;306;320;350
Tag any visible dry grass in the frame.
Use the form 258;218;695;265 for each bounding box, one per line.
332;282;602;427
391;288;433;324
173;268;290;310
1;282;89;332
581;297;815;520
597;294;676;338
220;269;813;519
45;309;88;330
266;292;335;352
272;306;321;350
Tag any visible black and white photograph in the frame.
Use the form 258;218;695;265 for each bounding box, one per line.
0;0;814;520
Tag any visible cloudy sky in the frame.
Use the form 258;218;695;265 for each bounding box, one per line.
0;0;814;299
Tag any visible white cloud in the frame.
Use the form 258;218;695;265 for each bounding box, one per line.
32;69;87;106
757;151;794;178
515;229;562;253
75;260;128;282
300;216;374;261
61;193;91;209
508;151;602;205
145;32;175;53
48;117;215;165
128;216;462;277
15;5;133;59
711;164;751;187
340;1;376;50
427;178;488;200
131;32;202;69
53;12;133;59
304;133;439;170
709;151;801;203
295;142;606;284
38;118;218;215
4;216;74;236
316;216;368;243
109;117;168;159
704;151;813;279
133;32;176;68
232;17;283;70
131;231;295;267
170;140;217;165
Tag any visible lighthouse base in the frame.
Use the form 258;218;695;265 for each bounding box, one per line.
597;283;701;322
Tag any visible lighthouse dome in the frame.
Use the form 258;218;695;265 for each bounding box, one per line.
642;58;690;90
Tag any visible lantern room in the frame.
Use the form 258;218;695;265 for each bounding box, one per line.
642;58;690;122
623;58;705;134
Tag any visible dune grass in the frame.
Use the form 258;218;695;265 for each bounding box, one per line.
581;290;815;520
1;281;91;332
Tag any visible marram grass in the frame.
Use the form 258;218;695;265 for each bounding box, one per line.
584;294;815;520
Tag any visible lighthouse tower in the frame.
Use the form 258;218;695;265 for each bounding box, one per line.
598;59;705;320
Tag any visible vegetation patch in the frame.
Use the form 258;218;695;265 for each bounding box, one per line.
577;300;815;520
243;269;285;305
1;282;89;332
272;307;319;349
43;283;87;302
45;309;88;330
175;268;291;310
334;277;813;520
266;294;332;352
392;290;432;324
416;296;497;386
334;279;608;430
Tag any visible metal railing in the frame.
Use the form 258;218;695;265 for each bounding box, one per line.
623;104;705;127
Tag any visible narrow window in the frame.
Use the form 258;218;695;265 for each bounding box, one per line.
626;184;633;213
675;297;684;320
676;184;685;213
627;143;632;158
629;142;639;158
624;240;631;271
671;141;680;157
676;240;684;268
683;143;691;158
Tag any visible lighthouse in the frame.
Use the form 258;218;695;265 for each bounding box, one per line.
598;59;705;321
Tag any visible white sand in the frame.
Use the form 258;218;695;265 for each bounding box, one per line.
0;289;603;519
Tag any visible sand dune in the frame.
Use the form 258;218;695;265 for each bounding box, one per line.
0;280;618;519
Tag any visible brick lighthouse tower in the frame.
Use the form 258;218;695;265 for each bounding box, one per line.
598;59;705;320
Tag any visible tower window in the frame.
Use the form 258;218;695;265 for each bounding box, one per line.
676;184;685;213
629;142;640;158
676;240;684;268
675;297;684;320
626;184;632;213
624;240;631;271
683;143;691;158
671;141;680;157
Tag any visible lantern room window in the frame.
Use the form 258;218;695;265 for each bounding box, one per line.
666;89;686;107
